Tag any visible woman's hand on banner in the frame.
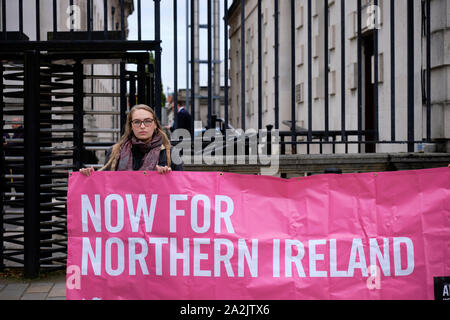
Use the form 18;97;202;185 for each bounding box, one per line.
156;165;172;175
79;167;95;177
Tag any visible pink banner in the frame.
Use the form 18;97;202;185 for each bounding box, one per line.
66;168;450;300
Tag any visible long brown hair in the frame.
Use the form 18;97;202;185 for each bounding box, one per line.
100;104;171;171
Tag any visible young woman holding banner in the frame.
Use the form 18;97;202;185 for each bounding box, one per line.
80;104;182;176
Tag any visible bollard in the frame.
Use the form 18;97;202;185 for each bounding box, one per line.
324;168;342;174
266;124;273;156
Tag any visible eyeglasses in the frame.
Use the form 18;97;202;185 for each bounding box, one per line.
131;118;154;128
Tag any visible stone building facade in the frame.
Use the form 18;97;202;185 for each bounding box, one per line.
227;0;449;154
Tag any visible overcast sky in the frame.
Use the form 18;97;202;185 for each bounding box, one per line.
127;0;230;95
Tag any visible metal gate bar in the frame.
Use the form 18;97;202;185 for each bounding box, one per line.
0;59;4;269
23;51;41;278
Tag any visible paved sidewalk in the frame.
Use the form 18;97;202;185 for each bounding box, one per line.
0;272;66;300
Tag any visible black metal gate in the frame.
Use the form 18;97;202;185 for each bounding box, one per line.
1;51;157;278
0;0;161;277
0;0;443;277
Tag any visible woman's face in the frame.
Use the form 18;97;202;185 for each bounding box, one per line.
131;109;155;142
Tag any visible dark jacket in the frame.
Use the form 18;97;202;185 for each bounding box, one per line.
170;107;192;133
104;146;183;171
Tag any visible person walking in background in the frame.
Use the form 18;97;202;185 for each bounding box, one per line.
7;118;24;200
2;132;10;147
164;93;174;128
10;118;24;142
2;131;11;199
165;99;192;134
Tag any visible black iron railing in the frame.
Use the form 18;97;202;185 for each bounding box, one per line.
220;0;432;153
0;0;160;278
0;0;438;277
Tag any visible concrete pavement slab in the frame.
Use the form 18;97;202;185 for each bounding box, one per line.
21;292;49;300
26;282;53;294
48;282;66;299
0;269;66;300
0;283;29;300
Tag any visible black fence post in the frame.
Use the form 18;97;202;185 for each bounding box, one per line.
120;62;127;134
35;0;40;41
0;61;4;270
307;0;312;154
87;0;91;40
240;0;246;131
374;0;379;144
357;0;362;153
145;64;151;106
324;0;329;142
130;73;136;108
390;0;396;142
73;60;84;170
274;0;279;130
23;50;41;278
407;0;414;152
70;0;74;38
224;0;229;131
341;0;347;153
266;124;273;156
53;0;57;33
137;58;146;105
190;0;195;136
173;0;178;129
290;0;296;154
154;0;162;120
257;0;262;131
426;0;431;142
207;0;212;129
19;0;23;34
104;0;108;39
2;0;6;40
121;0;125;40
137;0;142;41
